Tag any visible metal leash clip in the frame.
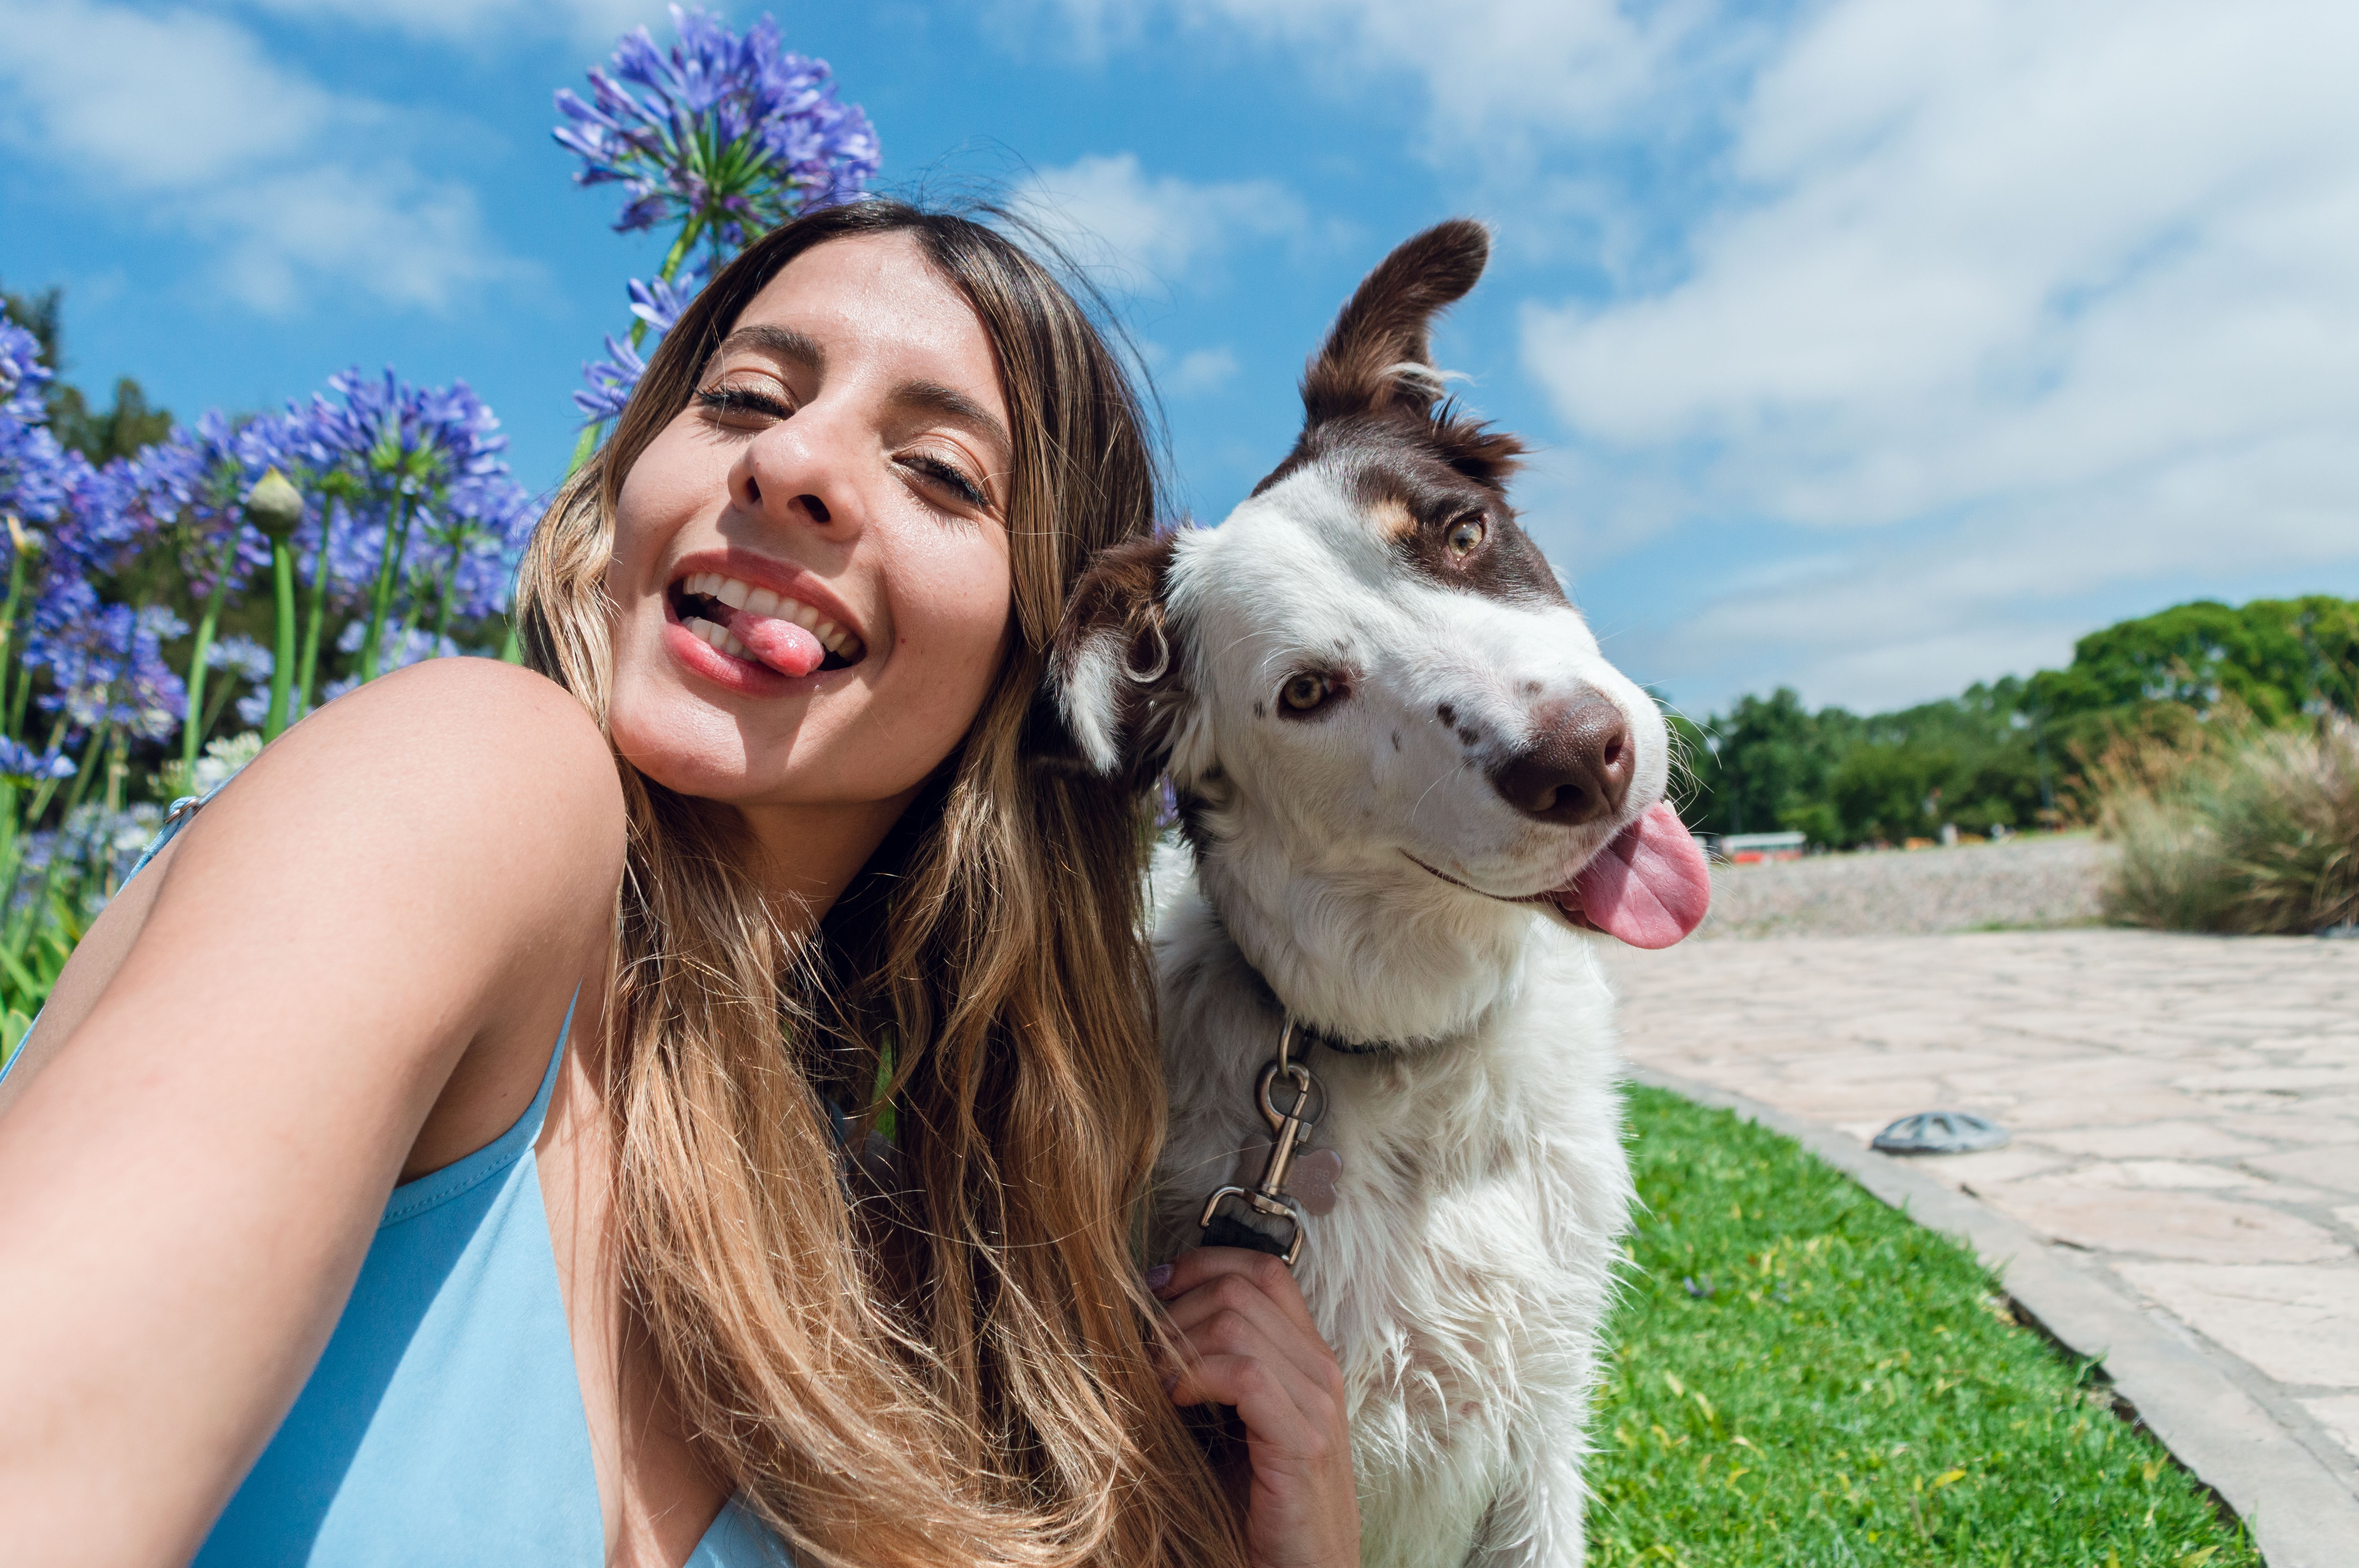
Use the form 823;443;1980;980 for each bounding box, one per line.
1197;1019;1325;1269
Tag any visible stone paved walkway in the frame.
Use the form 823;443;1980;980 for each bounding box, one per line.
1605;929;2359;1503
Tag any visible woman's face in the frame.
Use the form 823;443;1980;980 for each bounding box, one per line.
605;232;1015;823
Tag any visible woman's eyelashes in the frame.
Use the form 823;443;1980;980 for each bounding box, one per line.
696;384;794;424
899;451;989;510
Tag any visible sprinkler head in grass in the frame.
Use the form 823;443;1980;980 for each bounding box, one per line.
1871;1110;2010;1155
246;468;304;539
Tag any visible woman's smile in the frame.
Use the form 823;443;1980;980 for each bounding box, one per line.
661;548;871;696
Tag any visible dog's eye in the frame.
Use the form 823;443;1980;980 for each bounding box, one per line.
1280;673;1333;712
1446;514;1487;558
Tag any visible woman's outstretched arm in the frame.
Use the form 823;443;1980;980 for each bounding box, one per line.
0;659;625;1568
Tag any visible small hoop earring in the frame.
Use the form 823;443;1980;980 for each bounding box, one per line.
1123;615;1170;686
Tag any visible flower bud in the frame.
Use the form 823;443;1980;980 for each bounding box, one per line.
246;468;305;540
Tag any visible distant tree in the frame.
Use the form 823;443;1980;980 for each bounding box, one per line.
1681;688;1862;840
49;377;174;465
0;280;174;465
1678;594;2355;848
2029;596;2357;730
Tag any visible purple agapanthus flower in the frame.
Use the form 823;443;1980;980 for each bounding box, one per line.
570;267;708;424
557;9;878;425
574;334;649;424
0;735;75;784
1;307;88;539
288;368;534;626
29;603;189;743
554;6;880;242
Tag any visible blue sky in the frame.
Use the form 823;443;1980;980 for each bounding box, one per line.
5;0;2355;718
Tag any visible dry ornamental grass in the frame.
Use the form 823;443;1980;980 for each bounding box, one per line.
2096;715;2359;935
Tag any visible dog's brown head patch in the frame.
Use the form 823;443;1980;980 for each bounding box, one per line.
1255;220;1560;610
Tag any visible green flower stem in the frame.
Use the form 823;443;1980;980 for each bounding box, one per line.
264;536;297;740
358;496;415;684
430;534;467;649
180;532;245;772
295;504;338;718
18;718;69;827
57;722;109;820
0;717;67;918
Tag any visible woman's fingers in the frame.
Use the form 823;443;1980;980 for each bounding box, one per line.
1158;1259;1342;1394
1151;1243;1321;1339
1149;1247;1360;1568
1162;1298;1340;1428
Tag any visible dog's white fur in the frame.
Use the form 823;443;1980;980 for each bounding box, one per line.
1053;224;1666;1566
1164;479;1649;1566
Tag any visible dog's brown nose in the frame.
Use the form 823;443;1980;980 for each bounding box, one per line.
1488;699;1633;825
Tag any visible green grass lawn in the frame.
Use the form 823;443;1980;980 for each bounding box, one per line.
1585;1087;2257;1568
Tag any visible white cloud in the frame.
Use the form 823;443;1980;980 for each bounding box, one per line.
240;0;662;47
0;0;524;314
1517;0;2359;708
1166;346;1239;397
1038;0;1726;152
1012;153;1307;289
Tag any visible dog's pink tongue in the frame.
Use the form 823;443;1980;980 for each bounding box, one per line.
1559;801;1712;949
723;608;825;678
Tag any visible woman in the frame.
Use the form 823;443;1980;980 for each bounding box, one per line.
0;203;1358;1568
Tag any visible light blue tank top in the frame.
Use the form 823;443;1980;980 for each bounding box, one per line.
5;802;794;1566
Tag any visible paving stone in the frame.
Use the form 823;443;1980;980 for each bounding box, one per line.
2215;1111;2359;1145
2026;1122;2277;1160
1904;1146;2069;1191
2115;1263;2359;1387
1996;1089;2225;1131
2245;1146;2359;1195
1983;1183;2352;1264
2299;1395;2359;1463
2179;1067;2359;1094
2064;1158;2261;1191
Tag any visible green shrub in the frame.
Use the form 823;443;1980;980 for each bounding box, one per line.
2098;715;2359;934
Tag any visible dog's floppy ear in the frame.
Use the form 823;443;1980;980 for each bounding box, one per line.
1045;531;1190;785
1302;219;1489;425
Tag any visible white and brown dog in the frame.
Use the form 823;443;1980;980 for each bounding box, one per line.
1050;221;1711;1568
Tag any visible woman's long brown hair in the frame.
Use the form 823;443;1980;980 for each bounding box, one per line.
514;202;1243;1568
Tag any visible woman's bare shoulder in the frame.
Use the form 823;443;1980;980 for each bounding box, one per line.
18;661;623;1091
260;659;625;859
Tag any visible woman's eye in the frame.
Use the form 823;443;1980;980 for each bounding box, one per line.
1446;515;1487;558
902;454;988;510
696;385;793;422
1280;673;1333;712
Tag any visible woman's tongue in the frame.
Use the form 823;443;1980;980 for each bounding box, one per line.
718;604;825;677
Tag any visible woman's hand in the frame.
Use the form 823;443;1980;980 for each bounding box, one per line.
1149;1247;1360;1568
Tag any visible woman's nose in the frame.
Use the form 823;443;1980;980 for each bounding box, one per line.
730;401;861;537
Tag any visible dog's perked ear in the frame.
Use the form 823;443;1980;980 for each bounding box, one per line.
1301;218;1490;427
1042;532;1191;786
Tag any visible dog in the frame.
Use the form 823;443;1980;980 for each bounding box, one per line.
1049;220;1711;1568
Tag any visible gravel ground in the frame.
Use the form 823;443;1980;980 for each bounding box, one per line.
1697;833;2112;938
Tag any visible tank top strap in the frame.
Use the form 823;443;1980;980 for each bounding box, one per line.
379;989;577;1229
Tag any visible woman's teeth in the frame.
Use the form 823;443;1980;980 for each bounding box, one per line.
677;571;865;661
682;615;757;661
